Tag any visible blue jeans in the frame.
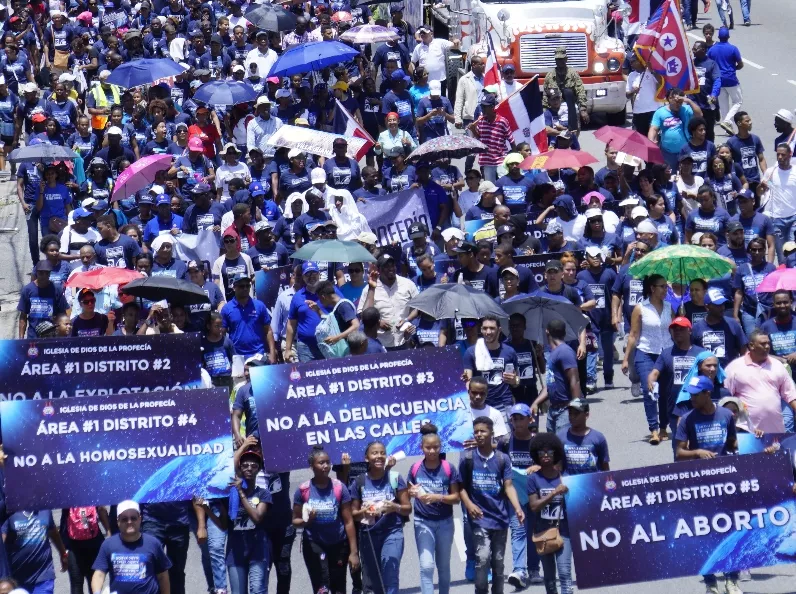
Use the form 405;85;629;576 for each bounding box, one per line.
740;310;759;340
198;503;227;592
540;536;573;594
296;340;323;363
228;560;269;594
509;502;540;576
546;406;570;434
587;330;615;385
634;349;661;431
783;400;795;432
414;516;454;594
772;214;796;264
705;571;740;586
473;526;508;594
715;0;733;26
462;502;475;562
359;528;403;594
739;0;750;22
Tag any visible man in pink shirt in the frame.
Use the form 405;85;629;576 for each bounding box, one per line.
725;330;796;432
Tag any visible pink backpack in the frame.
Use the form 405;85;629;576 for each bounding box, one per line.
299;479;344;503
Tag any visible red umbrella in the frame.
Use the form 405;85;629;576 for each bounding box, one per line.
520;149;597;171
331;10;353;21
594;125;665;164
64;268;144;290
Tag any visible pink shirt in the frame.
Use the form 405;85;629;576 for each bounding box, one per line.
725;354;796;432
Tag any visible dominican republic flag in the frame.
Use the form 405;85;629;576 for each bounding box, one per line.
336;98;375;160
633;0;699;100
495;77;548;153
626;0;666;35
483;34;503;100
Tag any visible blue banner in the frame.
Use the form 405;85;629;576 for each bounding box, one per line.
738;433;796;458
250;347;471;471
356;188;431;247
0;388;233;511
563;453;795;588
254;265;292;310
0;334;203;401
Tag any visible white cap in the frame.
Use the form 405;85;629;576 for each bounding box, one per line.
584;208;602;219
107;126;123;136
630;206;649;219
117;500;140;518
50;9;64;17
310;167;327;184
357;231;377;245
441;227;464;242
287;148;304;159
99;69;111;80
255;95;271;106
775;109;795;124
585;245;604;259
429;80;441;96
22;81;38;93
148;184;165;194
254;220;272;233
58;72;76;83
81;197;97;209
691;232;704;245
636;219;659;235
619;197;640;207
232;64;245;73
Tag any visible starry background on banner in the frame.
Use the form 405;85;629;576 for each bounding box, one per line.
563;453;796;588
0;333;203;400
250;347;473;471
0;388;233;511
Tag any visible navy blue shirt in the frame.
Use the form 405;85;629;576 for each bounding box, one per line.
496;175;534;214
732;211;773;247
732;261;776;317
17;282;68;338
546;342;579;405
409;461;460;520
685;207;731;245
3;510;55;585
577;267;618;330
653;344;706;416
458;451;513;530
232;382;258;437
557;428;610;475
246;243;289;272
92;533;172;594
527;472;568;537
675;406;736;455
95;235;142;269
292;481;352;545
692;316;747;367
726;134;765;183
463;343;519;411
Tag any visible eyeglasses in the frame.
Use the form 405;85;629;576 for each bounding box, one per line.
81;298;96;305
348;268;364;274
240;461;259;469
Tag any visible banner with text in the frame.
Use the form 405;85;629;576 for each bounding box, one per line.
738;433;796;458
255;265;292;311
0;388;233;511
250;347;470;471
357;188;431;247
563;453;795;589
515;251;584;285
0;334;203;401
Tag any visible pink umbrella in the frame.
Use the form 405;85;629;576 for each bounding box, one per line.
111;154;174;202
755;265;796;293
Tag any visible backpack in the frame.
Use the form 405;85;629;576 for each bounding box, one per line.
460;449;507;499
408;459;452;485
298;479;345;504
315;298;354;359
66;506;100;541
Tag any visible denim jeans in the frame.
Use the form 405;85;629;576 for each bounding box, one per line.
509;502;540;576
414;515;454;594
546;406;570;434
462;502;475;562
740;311;759;340
142;521;190;594
359;527;403;594
634;349;661;431
704;571;740;587
481;165;498;182
228;560;269;594
715;0;733;27
783;400;795;432
473;525;508;594
540;536;573;594
296;340;323;363
772;214;796;264
586;330;615;385
739;0;751;22
198;503;227;593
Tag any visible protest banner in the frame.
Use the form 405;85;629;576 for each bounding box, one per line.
250;347;471;471
515;251;584;285
0;334;203;401
267;124;370;160
563;453;795;589
738;433;796;457
357;188;431;246
0;388;233;511
255;265;292;310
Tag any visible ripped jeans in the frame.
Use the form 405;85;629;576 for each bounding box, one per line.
473;525;508;594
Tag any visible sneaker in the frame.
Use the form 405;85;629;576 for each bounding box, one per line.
739;569;752;582
529;570;544;584
586;382;597;394
725;578;743;594
465;560;476;581
743;20;751;26
604;382;615;389
631;382;641;397
507;571;528;589
706;586;720;594
719;121;735;135
649;430;661;445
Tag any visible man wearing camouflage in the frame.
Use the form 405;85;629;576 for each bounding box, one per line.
543;46;589;128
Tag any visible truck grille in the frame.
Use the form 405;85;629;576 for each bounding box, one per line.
518;33;589;72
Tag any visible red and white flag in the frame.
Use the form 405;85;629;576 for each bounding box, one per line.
496;77;548;154
483;34;503;100
336;99;375;160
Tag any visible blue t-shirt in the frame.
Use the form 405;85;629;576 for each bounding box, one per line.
415;95;453;141
232;382;258;437
651;104;694;154
760;317;796;363
188;281;225;331
685;207;731;245
201;335;235;377
692;317;747;367
459;450;513;529
17;282;68;338
612;264;644;329
323;157;361;191
38;183;71;230
496;174;534;213
732;212;773;247
384;165;416;193
675;406;737;455
287;287;341;347
409;461;460;520
653;345;706;416
707;42;742;87
558;428;609;475
463;343;518;411
577;267;617;330
527;472;568;536
679;139;715;177
731;261;776;317
151;258;188;280
546;343;579;405
352;473;407;534
143;213;183;244
709;174;742;212
717;244;748;267
726;135;765;183
292;481;352;545
92;533;172;594
2;510;55;585
226;486;272;565
245;243;289;272
95;235;142;269
221;297;272;359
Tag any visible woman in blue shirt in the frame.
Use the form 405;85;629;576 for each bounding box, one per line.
34;117;66;146
1;38;33;96
706;154;742;215
0;78;18;173
732;236;776;337
66;115;98;162
36;164;72;234
201;312;236;389
44;82;78;136
351;440;411;594
685;185;731;246
652;163;683;239
292;446;359;594
38;234;72;294
383;153;416;193
644;194;679;245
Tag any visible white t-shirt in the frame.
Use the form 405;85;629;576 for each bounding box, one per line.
470;403;509;438
556;214;587;242
411;38;454;83
215;162;251;201
674;174;704;216
762;165;796;219
626;71;660;114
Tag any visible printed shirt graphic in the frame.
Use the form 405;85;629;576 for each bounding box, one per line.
293;481;351;545
527;472;569;536
676;406;736;455
672;355;696;385
356;474;406;533
460;451;513;530
112;552;150;582
558;429;610;475
701;329;726;358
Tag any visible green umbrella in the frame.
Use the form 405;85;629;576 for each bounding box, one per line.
290;239;377;263
628;244;734;284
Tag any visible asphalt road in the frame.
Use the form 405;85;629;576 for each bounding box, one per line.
1;2;796;591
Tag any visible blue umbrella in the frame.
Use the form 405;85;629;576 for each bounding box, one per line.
193;80;259;106
10;143;79;163
106;58;187;89
269;41;360;77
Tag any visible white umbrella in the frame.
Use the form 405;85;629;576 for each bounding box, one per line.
340;24;399;44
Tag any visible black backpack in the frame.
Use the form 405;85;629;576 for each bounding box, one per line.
460;449;508;498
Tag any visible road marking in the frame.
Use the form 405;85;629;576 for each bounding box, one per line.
788;80;796;87
454;517;467;562
743;58;764;70
687;33;705;42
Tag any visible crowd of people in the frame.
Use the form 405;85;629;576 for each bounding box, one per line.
0;0;795;593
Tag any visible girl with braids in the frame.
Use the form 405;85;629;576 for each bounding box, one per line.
292;446;359;594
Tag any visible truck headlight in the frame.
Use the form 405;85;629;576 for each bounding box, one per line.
593;62;606;74
607;58;621;72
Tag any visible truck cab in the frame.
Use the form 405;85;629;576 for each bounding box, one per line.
430;0;628;123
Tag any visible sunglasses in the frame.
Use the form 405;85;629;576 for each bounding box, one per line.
223;238;237;244
348;268;364;274
81;298;96;305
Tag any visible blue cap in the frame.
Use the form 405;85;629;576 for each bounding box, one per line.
190;182;212;194
156;194;170;206
704;287;728;306
509;403;532;417
138;194;155;205
737;189;755;201
73;207;93;219
390;3;404;11
480;93;497;106
28;137;43;146
249;182;266;197
91;200;109;211
718;26;730;39
302;261;320;275
686;375;714;394
231;272;250;284
391;68;407;81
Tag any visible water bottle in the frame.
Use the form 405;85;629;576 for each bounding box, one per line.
651;382;660;402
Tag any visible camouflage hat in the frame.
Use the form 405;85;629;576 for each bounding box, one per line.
555;46;567;59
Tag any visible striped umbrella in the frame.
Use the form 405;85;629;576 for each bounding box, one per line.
340;24;399;44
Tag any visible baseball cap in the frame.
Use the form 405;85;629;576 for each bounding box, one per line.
232;272;251;285
302;261;320;275
545;259;563;272
545;220;563;235
584;208;603;220
256;95;272;106
188;137;204;151
117;500;140;518
331;81;349;92
502;63;516;73
72;207;93;220
441;227;464;242
210;34;223;45
249;182;266;197
288;148;304;159
501;266;519;278
555;46;567;58
31;112;46;123
390;69;407;81
155;194;170;206
686;375;714;394
567;398;590;413
149;184;165;195
190;182;212;194
496;224;513;237
190;80;203;90
509;403;532;417
138;194;155;205
357;231;377;245
310;168;327;184
107;126;123;136
275;88;292;99
254;220;272;233
479;180;499;194
91;200;110;211
631;206;649;219
669;316;692;329
35;320;56;336
480;94;497;106
636;219;658;235
187;260;201;270
219;143;240;156
718;26;730;40
429;80;441;96
726;220;743;233
584;245;604;260
454;241;478;254
409;222;427;239
704;287;729;305
22;82;38;93
619;197;640;207
677;152;694;163
232;64;245;74
736;189;755;201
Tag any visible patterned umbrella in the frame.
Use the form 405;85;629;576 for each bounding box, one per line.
340;24;399;44
628;244;734;284
406;135;487;164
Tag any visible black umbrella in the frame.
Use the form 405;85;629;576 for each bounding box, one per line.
245;3;297;32
121;276;210;306
10;144;79;163
407;283;507;320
